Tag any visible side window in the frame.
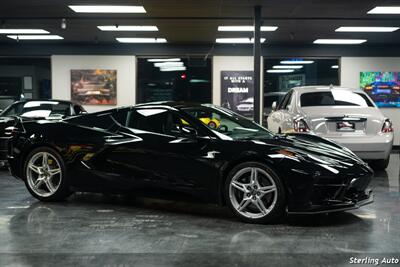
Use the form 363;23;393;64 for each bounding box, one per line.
126;108;195;136
282;91;293;110
278;91;292;110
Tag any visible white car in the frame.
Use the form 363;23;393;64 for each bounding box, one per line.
267;86;394;169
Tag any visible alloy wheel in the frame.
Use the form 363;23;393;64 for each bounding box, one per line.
26;152;62;197
229;167;278;219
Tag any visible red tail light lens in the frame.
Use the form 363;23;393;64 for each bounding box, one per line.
293;119;310;133
382;119;393;133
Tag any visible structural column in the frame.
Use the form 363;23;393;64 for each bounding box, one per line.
253;5;261;123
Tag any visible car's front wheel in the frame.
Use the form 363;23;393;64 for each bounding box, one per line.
24;147;71;202
224;162;286;224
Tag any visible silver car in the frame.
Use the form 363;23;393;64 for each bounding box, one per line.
267;86;394;169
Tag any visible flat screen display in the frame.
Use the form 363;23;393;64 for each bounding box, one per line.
360;71;400;108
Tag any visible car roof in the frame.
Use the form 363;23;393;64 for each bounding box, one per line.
134;101;206;109
291;85;365;94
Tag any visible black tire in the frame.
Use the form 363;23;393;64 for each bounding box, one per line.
224;162;286;224
23;146;72;202
208;121;217;129
371;156;390;171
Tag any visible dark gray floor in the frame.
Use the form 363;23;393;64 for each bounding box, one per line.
0;153;399;267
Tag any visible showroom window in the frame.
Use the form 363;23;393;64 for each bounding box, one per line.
137;57;212;104
263;58;339;122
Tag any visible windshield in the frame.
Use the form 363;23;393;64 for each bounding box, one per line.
183;105;274;140
0;101;72;118
300;90;374;107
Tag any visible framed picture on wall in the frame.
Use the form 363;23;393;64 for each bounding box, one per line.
360;71;400;108
71;69;117;105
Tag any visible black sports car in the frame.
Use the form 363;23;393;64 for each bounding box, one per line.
0;99;86;166
7;102;373;223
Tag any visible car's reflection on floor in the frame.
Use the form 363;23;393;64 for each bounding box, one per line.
0;152;399;267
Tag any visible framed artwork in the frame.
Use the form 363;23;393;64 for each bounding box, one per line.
71;69;117;105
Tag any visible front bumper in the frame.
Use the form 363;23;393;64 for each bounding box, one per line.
288;189;373;214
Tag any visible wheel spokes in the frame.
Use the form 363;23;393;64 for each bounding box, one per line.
250;167;258;184
231;180;248;193
259;185;276;197
28;163;41;174
44;178;56;193
34;177;45;189
48;168;61;176
237;197;252;211
42;152;48;167
253;198;268;215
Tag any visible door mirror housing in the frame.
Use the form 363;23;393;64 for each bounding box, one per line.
271;101;277;111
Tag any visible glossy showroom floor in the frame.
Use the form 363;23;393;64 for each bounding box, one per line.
0;153;399;267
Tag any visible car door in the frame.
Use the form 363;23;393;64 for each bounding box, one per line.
105;107;219;199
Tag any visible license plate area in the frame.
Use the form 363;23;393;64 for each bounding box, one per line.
336;121;355;132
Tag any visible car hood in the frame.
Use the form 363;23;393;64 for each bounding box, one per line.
251;133;364;165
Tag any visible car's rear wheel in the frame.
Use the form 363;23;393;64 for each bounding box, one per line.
24;147;71;202
208;121;217;129
371;156;390;170
224;162;286;224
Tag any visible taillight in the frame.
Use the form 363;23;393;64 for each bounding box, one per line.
4;126;20;136
382;119;393;133
293;119;310;133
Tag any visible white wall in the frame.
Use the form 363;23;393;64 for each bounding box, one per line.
341;57;400;145
213;56;263;120
51;55;136;113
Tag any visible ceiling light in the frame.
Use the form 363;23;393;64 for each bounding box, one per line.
331;65;339;69
0;29;49;34
98;26;158;31
147;58;181;62
154;62;184;67
218;26;278;32
368;6;400;14
335;26;399;32
273;65;303;69
216;38;266;43
267;69;294;73
69;5;146;13
116;38;167;43
159;66;187;72
7;35;63;40
280;60;314;64
313;39;367;44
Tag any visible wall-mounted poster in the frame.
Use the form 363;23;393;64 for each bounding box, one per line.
221;71;254;118
360;71;400;108
71;69;117;105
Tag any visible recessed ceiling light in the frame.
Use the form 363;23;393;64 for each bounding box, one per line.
147;58;181;62
313;39;367;44
154;62;184;67
267;69;294;73
0;29;49;34
280;60;314;64
273;65;303;69
335;26;399;32
116;38;167;43
7;35;63;40
218;26;278;32
69;5;146;13
331;65;339;69
98;26;158;31
216;38;266;43
367;6;400;14
159;66;187;72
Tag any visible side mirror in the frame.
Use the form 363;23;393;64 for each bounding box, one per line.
271;101;277;111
